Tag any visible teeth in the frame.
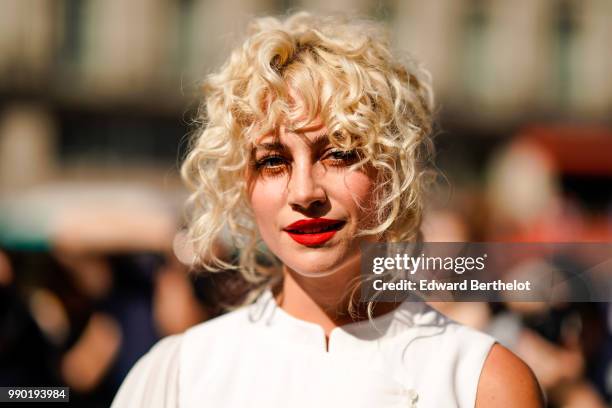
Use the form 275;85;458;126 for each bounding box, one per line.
291;223;342;234
307;227;329;233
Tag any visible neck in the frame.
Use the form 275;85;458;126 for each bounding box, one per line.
274;262;399;337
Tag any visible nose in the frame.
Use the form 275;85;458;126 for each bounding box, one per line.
287;160;327;212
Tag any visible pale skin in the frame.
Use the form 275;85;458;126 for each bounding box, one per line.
247;111;544;407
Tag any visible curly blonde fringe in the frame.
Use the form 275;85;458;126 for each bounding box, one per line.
181;11;435;309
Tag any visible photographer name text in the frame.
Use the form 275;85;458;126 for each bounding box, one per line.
372;279;532;292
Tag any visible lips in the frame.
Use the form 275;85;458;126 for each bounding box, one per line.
283;218;346;246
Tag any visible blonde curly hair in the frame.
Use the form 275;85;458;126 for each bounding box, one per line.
181;11;435;299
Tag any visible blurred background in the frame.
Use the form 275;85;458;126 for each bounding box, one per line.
0;0;610;407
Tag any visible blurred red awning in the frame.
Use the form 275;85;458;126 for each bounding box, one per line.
518;125;612;176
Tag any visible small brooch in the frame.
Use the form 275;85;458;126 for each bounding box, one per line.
403;388;418;407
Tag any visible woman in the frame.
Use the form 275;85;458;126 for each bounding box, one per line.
112;12;543;407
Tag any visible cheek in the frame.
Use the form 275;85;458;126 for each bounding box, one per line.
249;178;286;236
337;171;377;219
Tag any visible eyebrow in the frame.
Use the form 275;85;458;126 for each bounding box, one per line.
306;132;331;149
253;132;331;152
253;141;285;152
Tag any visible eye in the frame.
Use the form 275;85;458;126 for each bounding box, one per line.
323;149;359;166
254;154;289;176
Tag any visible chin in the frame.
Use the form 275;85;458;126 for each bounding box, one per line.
281;247;356;278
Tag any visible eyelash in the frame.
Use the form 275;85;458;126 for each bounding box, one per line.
254;155;288;177
254;149;359;177
327;149;359;164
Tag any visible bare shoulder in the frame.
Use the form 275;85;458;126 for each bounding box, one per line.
476;343;545;408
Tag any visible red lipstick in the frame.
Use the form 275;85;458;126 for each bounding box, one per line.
283;218;346;246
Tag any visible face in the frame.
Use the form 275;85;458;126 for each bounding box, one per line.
247;116;378;278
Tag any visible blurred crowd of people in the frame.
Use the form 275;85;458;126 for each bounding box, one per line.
423;125;612;407
1;248;198;406
0;237;256;407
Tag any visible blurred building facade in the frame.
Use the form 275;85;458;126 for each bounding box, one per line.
0;0;610;196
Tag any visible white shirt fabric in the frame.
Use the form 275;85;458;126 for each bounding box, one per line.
112;289;496;408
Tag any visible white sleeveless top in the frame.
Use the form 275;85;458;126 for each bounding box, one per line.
112;290;496;408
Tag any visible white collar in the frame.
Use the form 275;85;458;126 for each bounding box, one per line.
247;289;447;353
